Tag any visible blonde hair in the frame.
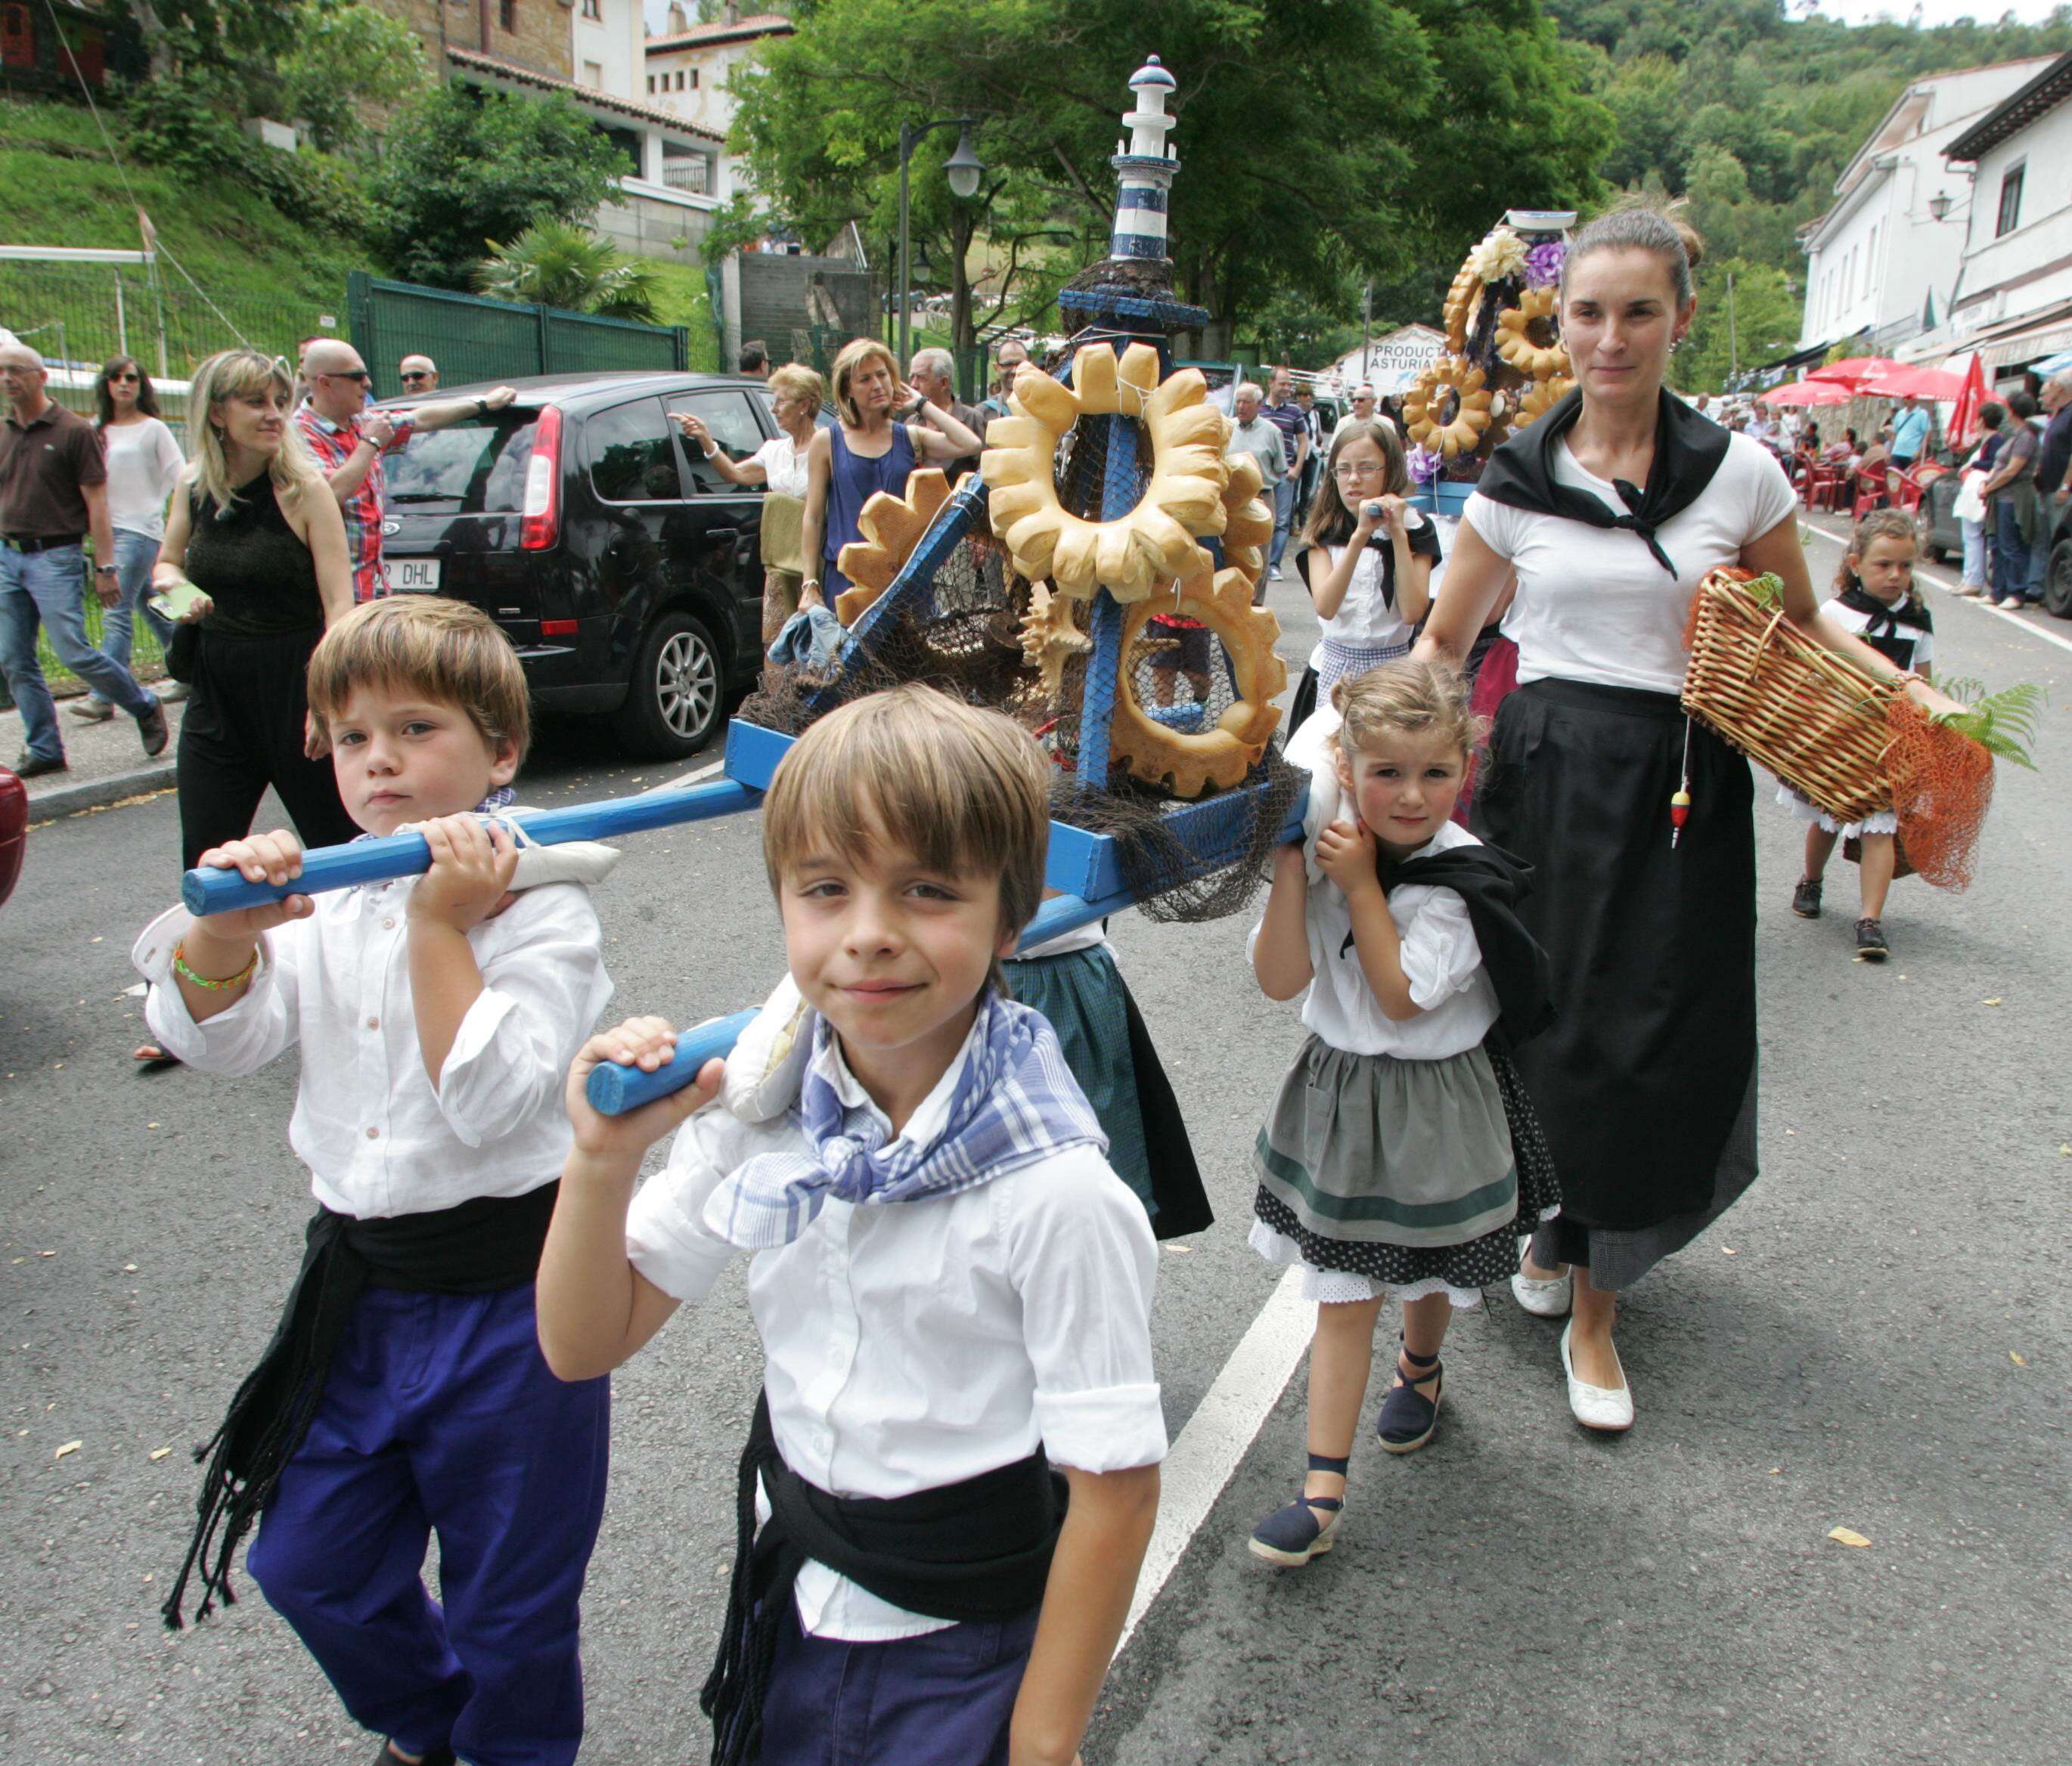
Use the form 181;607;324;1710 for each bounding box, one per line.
1332;658;1481;764
829;336;901;428
767;362;826;414
306;596;532;764
762;686;1050;993
186;349;324;516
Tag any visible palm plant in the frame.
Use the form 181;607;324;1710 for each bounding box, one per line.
474;222;661;321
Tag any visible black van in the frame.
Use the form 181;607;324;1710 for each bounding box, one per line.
376;371;786;758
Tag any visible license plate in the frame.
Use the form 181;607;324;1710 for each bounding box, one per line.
392;558;442;592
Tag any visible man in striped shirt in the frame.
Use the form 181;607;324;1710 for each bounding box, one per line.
296;340;514;602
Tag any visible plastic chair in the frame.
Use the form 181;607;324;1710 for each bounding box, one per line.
1850;470;1895;520
1804;464;1840;512
1890;469;1926;515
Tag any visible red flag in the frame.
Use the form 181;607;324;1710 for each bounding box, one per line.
1946;352;1987;448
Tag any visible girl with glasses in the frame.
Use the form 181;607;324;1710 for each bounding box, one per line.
1284;419;1441;736
79;358;188;724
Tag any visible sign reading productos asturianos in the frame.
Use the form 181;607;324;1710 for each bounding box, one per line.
1329;324;1446;396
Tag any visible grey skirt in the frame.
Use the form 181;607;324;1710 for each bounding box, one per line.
1255;1035;1516;1250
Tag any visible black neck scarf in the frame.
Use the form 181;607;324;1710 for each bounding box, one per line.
1476;387;1732;578
1836;584;1931;634
1339;840;1556;1050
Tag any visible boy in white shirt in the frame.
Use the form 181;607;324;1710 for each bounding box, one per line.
136;597;615;1766
538;685;1164;1766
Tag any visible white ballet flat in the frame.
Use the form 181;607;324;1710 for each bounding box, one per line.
1559;1321;1634;1433
1511;1242;1572;1318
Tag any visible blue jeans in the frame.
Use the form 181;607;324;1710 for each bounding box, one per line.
1959;515;1987;587
1992;500;2032;603
0;542;157;762
91;527;172;703
1270;476;1296;570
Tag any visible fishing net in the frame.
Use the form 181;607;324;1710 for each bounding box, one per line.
737;451;1296;924
1884;699;1996;891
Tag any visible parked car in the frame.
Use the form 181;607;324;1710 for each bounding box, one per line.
376;371;786;758
0;760;26;912
1918;461;2072;616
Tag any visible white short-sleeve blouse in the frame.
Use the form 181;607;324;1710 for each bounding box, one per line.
1462;431;1797;694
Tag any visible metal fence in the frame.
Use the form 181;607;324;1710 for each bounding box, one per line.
346;272;689;401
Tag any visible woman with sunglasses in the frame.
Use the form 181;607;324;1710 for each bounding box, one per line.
75;357;188;721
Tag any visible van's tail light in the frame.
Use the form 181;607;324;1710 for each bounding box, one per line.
520;405;562;551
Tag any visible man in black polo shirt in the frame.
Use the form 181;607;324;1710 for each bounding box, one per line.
2;342;166;777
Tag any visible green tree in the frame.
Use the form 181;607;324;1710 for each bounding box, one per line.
476;221;662;320
724;0;1610;356
1675;256;1801;394
369;85;628;290
278;0;426;153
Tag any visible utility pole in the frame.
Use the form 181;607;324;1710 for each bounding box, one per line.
1727;271;1740;383
1361;282;1373;380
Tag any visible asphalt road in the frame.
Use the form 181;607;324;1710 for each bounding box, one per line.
2;523;2067;1765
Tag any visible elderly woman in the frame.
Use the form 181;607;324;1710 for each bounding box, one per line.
797;338;982;613
674;363;827;671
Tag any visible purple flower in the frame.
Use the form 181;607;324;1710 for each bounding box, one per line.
1525;240;1565;290
1406;445;1441;485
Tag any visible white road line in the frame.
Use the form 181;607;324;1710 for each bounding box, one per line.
1803;513;2072;661
644;755;727;793
1115;1267;1314;1659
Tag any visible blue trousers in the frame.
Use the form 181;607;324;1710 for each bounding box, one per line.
90;527;172;703
1993;500;2032;603
246;1283;609;1766
760;1603;1042;1766
0;541;156;763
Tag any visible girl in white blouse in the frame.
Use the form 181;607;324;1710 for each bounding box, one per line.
1245;662;1556;1566
78;356;186;717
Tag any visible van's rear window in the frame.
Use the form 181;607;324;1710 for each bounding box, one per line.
383;414;540;514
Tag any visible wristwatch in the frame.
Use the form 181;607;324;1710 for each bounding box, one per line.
95;562;118;575
475;397;490;417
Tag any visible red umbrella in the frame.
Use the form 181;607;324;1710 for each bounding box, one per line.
1807;356;1903;386
1758;379;1853;407
1860;365;1966;401
1946;353;1988;448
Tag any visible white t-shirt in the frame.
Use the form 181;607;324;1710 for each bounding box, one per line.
1462;432;1797;695
98;417;185;541
1246;818;1500;1061
751;433;811;498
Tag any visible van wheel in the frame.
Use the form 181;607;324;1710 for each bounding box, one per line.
2044;538;2072;620
613;612;725;757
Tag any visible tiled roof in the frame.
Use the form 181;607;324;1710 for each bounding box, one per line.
646;13;794;53
445;45;726;144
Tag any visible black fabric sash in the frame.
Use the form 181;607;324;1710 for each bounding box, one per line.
702;1393;1064;1766
1836;586;1930;671
1338;841;1556;1050
160;1182;561;1631
1475;387;1731;577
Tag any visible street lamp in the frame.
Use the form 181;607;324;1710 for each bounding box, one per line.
898;116;983;376
1928;192;1952;222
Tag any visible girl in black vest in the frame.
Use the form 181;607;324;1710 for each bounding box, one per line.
1782;510;1932;962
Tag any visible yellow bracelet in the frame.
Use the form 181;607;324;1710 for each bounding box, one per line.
172;940;257;991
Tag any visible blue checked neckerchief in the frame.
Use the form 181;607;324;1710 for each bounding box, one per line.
703;989;1108;1251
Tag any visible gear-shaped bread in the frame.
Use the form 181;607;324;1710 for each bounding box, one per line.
1495;286;1569;380
981;344;1236;603
833;467;955;625
1513;373;1575;430
1443;266;1484;354
1402;357;1494;458
1178;451;1274;594
1109;570;1288;798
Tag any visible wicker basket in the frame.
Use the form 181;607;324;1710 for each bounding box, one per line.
1680;569;1898;827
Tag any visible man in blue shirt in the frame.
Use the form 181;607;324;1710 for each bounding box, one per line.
1890;398;1930;472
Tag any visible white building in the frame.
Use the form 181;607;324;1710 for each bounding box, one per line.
1795;57;2055;357
644;5;795;144
1934;48;2072;380
572;0;644;101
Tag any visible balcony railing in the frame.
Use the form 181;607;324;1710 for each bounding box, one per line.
661;160;710;194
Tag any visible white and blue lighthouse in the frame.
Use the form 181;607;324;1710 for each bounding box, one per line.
1108;56;1178;263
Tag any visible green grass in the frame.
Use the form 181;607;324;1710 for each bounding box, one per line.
0;98;360;312
641;259;720;371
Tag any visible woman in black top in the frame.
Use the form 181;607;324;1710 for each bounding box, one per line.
153;349;355;869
